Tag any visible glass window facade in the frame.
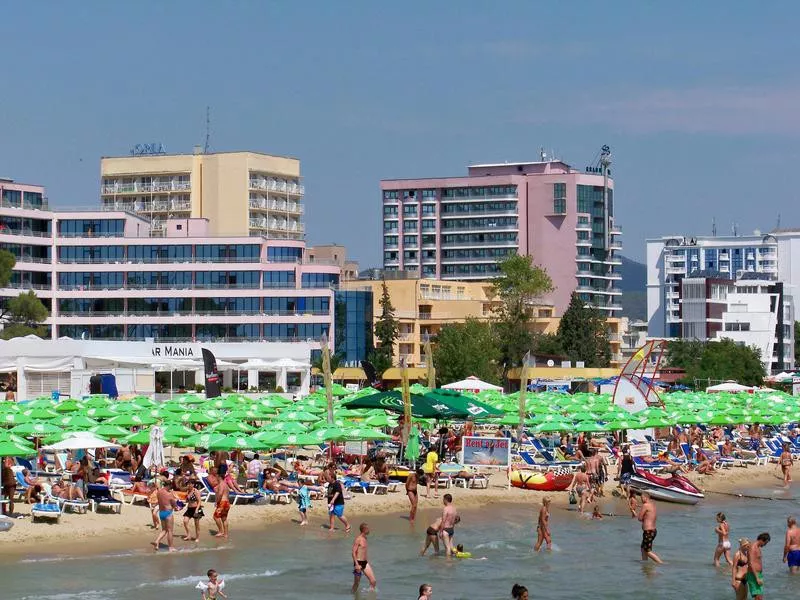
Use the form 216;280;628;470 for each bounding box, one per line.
441;248;515;261
441;217;517;230
58;272;123;290
441;185;516;198
334;290;373;363
263;296;330;315
441;263;501;276
264;323;329;341
1;189;22;205
0;215;51;236
196;244;260;262
301;272;339;288
0;243;50;262
441;232;518;245
195;271;260;288
127;245;191;263
128;298;193;314
263;270;296;288
553;182;567;214
59;324;124;339
125;271;192;289
440;201;516;215
267;246;302;262
384;235;398;248
194;297;259;314
59;298;124;315
58;219;125;237
59;245;124;263
125;324;192;340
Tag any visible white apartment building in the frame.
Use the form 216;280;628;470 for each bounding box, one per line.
646;230;800;339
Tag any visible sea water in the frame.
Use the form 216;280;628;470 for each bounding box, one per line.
2;486;799;600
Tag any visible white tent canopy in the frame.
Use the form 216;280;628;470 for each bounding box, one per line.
442;375;503;392
706;381;754;393
43;432;121;451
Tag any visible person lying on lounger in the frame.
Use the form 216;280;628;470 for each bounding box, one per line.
51;480;85;501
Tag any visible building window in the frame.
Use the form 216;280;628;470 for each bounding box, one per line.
267;246;302;262
553;183;566;214
383;205;398;217
58;219;125;237
403;204;417;216
383;190;398;200
301;272;339;288
263;270;296;288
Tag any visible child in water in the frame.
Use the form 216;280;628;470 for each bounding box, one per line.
591;505;604;520
197;569;227;600
455;544;471;558
297;484;311;526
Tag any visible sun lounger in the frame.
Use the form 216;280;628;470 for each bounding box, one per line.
31;502;61;523
260;489;291;504
344;478;388;495
56;496;90;514
87;484;123;514
519;449;581;472
198;475;260;505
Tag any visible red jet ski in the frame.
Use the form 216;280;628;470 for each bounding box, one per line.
628;469;704;505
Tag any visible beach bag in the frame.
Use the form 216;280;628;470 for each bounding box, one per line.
568;490;577;505
195;506;205;519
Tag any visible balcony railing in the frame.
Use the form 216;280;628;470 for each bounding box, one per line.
102;181;191;194
248;179;304;195
0;198;50;211
59;308;329;318
0;228;52;238
2;282;51;290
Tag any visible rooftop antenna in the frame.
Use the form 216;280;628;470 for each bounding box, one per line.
203;106;211;154
711;217;717;237
539;147;547;161
732;222;738;237
776;213;781;230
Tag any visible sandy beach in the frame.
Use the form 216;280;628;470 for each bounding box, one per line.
1;462;794;558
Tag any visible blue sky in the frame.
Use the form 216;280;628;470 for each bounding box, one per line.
1;2;799;266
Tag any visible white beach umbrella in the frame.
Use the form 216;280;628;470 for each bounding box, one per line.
142;425;165;470
43;432;121;450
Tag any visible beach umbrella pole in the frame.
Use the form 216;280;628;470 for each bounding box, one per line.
401;359;412;466
321;333;334;426
518;352;531;443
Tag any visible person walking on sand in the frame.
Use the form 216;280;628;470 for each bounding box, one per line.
637;492;663;564
423;448;440;498
406;469;419;522
213;465;231;539
182;479;203;542
351;523;376;593
784;516;800;574
440;493;458;557
780;443;793;488
327;476;351;533
746;532;770;600
731;538;750;600
714;512;732;567
152;479;178;552
534;496;552;551
569;465;593;514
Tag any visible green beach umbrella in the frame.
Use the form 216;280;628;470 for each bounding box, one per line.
276;410;320;423
208;434;266;451
536;421;574;433
642;416;674;428
58;414;100;429
363;414;397;428
269;421;309;433
83;396;112;408
181;432;226;449
54;400;84;413
575;421;607;433
11;421;61;436
110;402;140;414
343;427;392;441
107;413;156;427
210;420;257;434
90;424;133;438
23;407;60;420
0;412;32;426
605;418;639;431
0;440;36;457
84;406;117;420
185;411;218;424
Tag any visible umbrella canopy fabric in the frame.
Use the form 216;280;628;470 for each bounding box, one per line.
0;440;36;457
43;432;121;450
344;390;472;419
424;389;503;419
143;425;165;470
441;376;503;392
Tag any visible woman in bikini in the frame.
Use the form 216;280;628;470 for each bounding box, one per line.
182;479;203;542
731;538;750;600
780;442;793;487
713;512;732;567
406;469;419;522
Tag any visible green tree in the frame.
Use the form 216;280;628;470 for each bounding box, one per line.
0;250;15;287
311;351;343;374
0;290;49;340
490;253;553;379
433;319;501;385
667;338;764;387
557;293;610;367
532;333;563;356
370;279;399;374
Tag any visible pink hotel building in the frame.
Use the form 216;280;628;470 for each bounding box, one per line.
0;178;339;342
380;158;623;315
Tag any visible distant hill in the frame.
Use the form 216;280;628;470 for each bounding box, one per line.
619;256;646;320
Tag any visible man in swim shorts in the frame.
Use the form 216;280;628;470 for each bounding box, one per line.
784;516;800;574
214;465;231;539
637;492;663;564
440;493;458;557
152;479;177;551
747;532;770;599
351;523;376;593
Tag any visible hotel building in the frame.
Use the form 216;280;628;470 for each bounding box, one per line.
0;177;338;344
380;153;623;316
100;150;304;239
646;231;800;339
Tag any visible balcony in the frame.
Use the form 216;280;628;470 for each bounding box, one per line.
0;228;52;238
576;239;592;247
575;221;592;232
666;265;686;274
248;179;304;195
101;181;190;194
0;198;50;211
610;241;623;250
609;225;622;235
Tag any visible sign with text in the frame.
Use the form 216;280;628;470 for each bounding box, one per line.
461;436;510;467
345;441;368;456
151;344;201;359
629;443;651;457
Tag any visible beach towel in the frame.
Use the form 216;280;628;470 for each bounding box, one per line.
297;485;311;511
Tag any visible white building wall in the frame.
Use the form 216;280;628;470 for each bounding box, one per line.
646;240;666;337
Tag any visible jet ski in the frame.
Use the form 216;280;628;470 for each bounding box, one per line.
627;469;704;505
